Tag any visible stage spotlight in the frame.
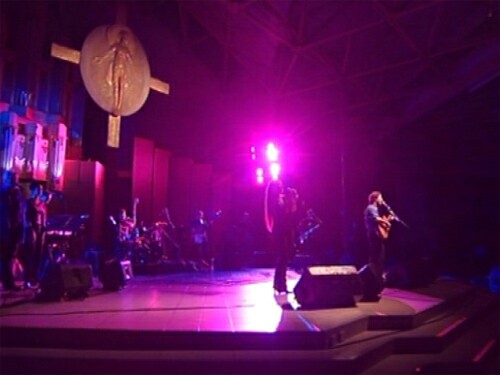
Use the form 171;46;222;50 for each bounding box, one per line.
256;167;264;184
270;162;280;180
266;142;279;162
250;146;256;160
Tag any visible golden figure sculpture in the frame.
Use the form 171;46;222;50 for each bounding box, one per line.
51;20;170;148
93;27;134;116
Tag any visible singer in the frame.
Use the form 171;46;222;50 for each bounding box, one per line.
363;191;392;297
266;179;301;294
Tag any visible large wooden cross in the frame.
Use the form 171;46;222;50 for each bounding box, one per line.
51;5;169;148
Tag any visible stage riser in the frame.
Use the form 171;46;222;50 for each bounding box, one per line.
2;288;495;353
1;276;498;375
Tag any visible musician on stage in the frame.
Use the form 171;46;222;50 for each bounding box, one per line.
266;180;301;294
118;208;136;240
190;210;210;270
113;207;136;261
0;171;24;291
363;191;392;294
23;181;51;289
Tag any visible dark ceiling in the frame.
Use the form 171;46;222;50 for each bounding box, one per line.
32;0;498;165
1;0;498;167
168;0;499;124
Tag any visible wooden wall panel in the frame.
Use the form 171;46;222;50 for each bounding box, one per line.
168;157;193;227
132;137;154;226
210;171;232;258
152;147;170;223
190;163;213;217
53;160;105;246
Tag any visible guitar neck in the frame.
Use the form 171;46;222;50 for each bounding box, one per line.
132;198;139;225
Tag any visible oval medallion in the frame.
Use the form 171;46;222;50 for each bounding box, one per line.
80;25;151;117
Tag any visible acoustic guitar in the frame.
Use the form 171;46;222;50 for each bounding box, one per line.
377;215;394;240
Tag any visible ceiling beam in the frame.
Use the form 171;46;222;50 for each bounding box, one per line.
301;1;441;52
285;36;498;97
374;0;450;86
279;1;307;91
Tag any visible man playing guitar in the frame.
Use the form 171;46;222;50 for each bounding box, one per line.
189;209;222;270
363;191;394;298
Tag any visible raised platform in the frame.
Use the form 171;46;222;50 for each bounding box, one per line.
1;268;498;374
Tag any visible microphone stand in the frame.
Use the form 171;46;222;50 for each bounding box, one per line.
392;213;409;229
383;203;409;229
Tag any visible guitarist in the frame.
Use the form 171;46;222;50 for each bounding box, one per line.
190;209;221;270
112;198;139;261
363;191;393;296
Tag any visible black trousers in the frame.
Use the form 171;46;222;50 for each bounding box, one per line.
273;231;295;291
367;233;386;287
23;226;45;283
1;227;22;288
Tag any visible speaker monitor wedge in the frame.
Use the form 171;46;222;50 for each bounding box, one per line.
39;263;93;300
293;265;362;308
100;258;133;291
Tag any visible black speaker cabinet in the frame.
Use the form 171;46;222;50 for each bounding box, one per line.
100;259;133;291
39;263;93;300
293;265;362;308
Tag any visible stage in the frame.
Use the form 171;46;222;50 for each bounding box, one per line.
0;267;498;374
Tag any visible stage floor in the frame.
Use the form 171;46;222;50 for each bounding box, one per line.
1;267;498;374
0;268;450;333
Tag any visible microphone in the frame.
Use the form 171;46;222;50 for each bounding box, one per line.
381;201;392;211
382;201;410;229
382;201;400;222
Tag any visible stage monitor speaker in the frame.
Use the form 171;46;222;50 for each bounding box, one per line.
293;265;362;308
100;259;133;291
358;263;384;298
39;263;93;301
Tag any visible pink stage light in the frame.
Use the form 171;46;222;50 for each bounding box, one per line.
270;162;280;180
266;142;279;162
256;167;264;184
250;145;256;160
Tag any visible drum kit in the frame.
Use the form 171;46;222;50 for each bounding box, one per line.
111;205;179;266
128;221;172;266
